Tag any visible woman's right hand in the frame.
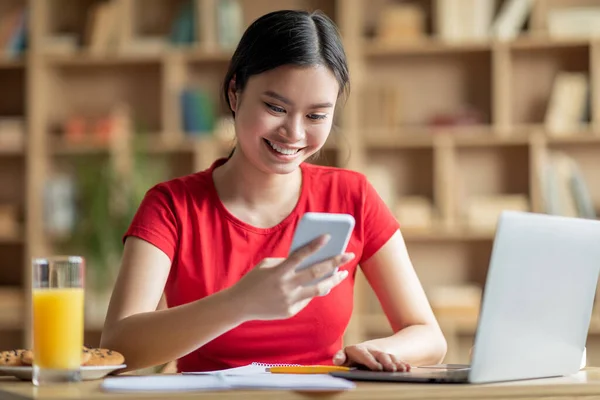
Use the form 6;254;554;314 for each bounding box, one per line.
229;235;354;321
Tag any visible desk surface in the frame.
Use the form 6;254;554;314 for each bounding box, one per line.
1;369;600;400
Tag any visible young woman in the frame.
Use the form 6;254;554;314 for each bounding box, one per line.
100;9;447;373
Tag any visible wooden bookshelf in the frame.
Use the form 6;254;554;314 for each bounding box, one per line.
3;0;600;366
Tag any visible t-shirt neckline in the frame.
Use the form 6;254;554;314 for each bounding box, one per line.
207;158;309;235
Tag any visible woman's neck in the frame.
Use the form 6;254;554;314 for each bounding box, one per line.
212;150;303;213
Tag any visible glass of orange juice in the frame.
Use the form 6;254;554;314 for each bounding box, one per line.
32;256;85;386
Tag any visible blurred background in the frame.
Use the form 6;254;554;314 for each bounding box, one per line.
0;0;599;367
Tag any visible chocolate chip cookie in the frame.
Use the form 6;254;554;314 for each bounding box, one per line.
0;350;26;366
20;347;92;366
83;348;125;366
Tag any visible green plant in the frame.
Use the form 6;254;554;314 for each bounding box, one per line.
63;135;166;293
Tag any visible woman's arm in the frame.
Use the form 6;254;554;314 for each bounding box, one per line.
340;229;447;368
101;234;349;372
100;237;247;372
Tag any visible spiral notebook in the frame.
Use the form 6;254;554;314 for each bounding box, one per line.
101;362;355;393
184;362;301;376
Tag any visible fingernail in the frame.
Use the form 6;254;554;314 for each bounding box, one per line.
339;270;349;280
341;253;355;263
321;234;331;244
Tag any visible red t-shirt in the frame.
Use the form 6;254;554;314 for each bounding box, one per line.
123;157;399;372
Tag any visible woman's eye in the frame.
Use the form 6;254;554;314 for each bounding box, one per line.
265;103;285;113
308;114;327;120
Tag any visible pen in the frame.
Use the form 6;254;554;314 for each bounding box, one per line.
267;365;352;374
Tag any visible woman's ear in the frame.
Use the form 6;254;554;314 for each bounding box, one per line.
228;77;238;113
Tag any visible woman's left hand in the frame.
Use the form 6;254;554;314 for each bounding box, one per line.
333;343;411;372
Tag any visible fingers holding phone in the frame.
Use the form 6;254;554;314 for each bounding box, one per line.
288;251;355;288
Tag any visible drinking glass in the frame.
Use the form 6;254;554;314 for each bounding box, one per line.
32;256;85;386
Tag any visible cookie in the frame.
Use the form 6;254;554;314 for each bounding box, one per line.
83;348;124;366
20;347;92;366
0;349;26;366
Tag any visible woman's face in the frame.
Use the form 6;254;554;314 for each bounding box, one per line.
229;64;340;175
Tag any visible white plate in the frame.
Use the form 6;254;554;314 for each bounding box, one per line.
0;364;127;381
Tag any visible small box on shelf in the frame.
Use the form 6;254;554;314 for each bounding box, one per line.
463;194;530;232
0;117;25;152
0;2;28;60
0;204;20;241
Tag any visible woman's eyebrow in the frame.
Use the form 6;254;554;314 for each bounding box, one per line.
263;90;333;109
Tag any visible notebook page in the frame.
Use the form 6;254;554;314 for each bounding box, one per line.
101;374;355;392
227;374;356;390
101;375;230;392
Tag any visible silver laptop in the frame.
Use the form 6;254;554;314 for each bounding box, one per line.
332;211;600;384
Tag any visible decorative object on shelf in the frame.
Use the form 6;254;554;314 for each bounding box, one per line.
539;151;596;220
375;3;426;44
216;0;243;50
0;204;19;238
181;86;216;135
464;194;529;232
428;284;482;321
544;72;590;137
169;0;196;46
364;164;396;210
0;4;27;59
0;117;25;150
547;6;600;39
428;106;484;129
394;196;435;231
84;0;124;54
490;0;533;40
435;0;495;42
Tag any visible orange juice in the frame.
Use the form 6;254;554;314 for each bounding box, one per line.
32;288;84;369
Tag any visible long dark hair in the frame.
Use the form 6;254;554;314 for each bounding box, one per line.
223;9;350;119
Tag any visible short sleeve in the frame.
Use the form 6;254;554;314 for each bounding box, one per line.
360;176;400;263
123;184;179;261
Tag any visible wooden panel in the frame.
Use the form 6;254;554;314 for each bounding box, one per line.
455;145;530;198
364;50;492;127
0;158;25;206
366;148;434;199
0;68;25;116
0;244;24;286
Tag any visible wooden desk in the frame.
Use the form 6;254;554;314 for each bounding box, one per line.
2;369;600;400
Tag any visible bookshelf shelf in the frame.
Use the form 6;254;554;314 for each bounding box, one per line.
0;233;23;245
43;53;164;67
364;39;492;57
0;59;25;69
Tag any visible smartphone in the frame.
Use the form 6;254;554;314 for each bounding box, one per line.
289;212;355;282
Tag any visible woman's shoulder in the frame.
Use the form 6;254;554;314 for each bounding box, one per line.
302;162;368;187
143;167;214;205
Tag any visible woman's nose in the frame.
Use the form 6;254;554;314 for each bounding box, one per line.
280;115;305;142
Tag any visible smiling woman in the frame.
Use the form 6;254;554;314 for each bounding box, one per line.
100;9;447;375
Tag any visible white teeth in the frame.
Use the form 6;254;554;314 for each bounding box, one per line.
266;140;300;155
